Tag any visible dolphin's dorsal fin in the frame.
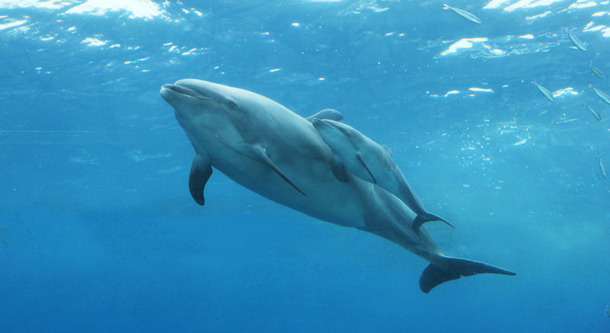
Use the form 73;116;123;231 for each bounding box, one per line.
189;153;213;206
331;159;349;183
356;153;377;184
246;145;307;196
305;108;344;122
412;213;455;232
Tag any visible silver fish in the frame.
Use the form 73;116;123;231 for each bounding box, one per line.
590;61;606;79
533;81;554;103
443;4;481;24
589;83;610;105
583;104;602;121
565;27;586;51
596;156;607;179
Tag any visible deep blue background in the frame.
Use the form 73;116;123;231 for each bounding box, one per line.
1;1;609;332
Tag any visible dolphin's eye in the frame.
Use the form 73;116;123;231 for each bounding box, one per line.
227;100;238;109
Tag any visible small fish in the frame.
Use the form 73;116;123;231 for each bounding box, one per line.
533;81;554;103
443;4;481;24
590;61;606;79
583;104;602;121
596;155;608;179
565;27;586;51
606;306;610;318
589;83;610;105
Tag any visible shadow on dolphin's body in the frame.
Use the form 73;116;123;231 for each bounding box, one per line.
160;79;516;293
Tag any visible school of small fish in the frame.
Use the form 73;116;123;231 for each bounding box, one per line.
443;4;608;181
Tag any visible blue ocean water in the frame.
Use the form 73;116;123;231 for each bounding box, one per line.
1;0;609;331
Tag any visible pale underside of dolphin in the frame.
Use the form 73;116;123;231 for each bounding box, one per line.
160;79;516;293
311;118;454;231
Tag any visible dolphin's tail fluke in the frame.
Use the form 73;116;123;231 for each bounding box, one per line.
419;256;516;293
412;213;455;231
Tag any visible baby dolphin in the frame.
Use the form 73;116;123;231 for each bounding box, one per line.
312;118;453;230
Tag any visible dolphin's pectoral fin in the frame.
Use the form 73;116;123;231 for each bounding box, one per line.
305;108;344;122
356;153;377;184
412;213;455;231
331;160;349;183
247;146;307;196
419;256;516;293
189;153;213;206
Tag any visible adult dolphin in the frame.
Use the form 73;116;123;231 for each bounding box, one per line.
160;79;515;293
311;118;453;230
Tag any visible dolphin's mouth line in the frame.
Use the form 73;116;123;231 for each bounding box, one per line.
312;119;343;134
311;118;331;130
163;84;218;103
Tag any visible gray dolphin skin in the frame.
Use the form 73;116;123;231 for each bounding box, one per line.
311;118;454;230
160;79;516;293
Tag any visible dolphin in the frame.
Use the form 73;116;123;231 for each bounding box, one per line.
312;118;453;230
160;79;515;293
305;108;343;122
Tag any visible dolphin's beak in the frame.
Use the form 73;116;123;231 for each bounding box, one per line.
311;118;332;131
160;84;172;100
312;119;352;138
161;83;214;102
163;80;239;109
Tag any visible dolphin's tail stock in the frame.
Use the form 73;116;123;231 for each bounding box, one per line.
419;255;516;293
